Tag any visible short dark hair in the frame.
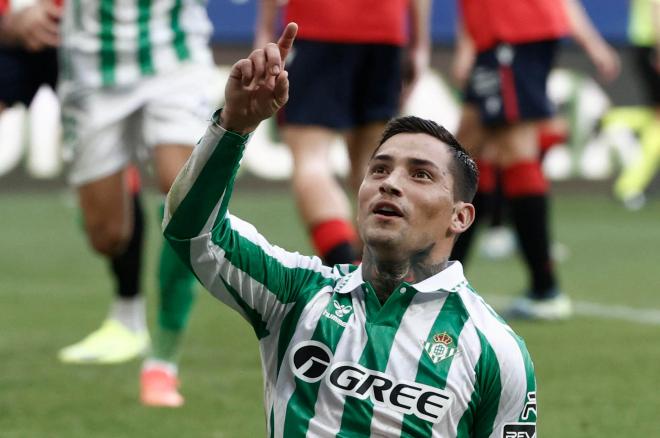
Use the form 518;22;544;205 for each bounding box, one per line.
375;116;478;202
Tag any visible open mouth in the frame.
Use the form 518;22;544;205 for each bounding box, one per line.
372;202;403;218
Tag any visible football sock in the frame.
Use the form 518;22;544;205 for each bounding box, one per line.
502;161;557;298
538;126;566;159
489;171;506;228
614;119;660;199
311;219;358;265
109;296;147;333
152;202;197;363
451;160;496;264
110;194;144;299
143;358;178;374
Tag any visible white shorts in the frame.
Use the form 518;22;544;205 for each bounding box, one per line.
61;62;218;186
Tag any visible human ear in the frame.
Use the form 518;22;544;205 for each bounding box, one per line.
450;202;475;234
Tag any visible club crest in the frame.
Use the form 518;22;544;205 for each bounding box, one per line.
422;332;458;364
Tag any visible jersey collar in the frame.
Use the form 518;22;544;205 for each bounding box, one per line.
336;261;467;294
411;261;467;293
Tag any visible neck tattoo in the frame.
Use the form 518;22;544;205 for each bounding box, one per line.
362;246;448;304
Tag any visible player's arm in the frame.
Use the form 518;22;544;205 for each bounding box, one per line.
563;0;620;82
401;0;432;104
652;0;660;71
472;334;537;438
0;0;61;51
163;24;333;336
451;19;475;89
254;0;280;50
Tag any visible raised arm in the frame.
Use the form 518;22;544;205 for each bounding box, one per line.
253;0;280;50
401;0;432;104
564;0;620;82
221;22;296;135
165;22;297;230
651;0;660;71
451;19;476;89
164;24;335;336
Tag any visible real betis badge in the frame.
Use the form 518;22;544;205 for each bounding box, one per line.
423;332;457;364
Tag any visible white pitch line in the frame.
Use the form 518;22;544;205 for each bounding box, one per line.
484;294;660;326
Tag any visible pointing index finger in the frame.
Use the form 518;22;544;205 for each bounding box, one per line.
277;22;298;61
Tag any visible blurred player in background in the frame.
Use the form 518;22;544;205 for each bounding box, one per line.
56;0;217;408
0;0;59;110
614;0;660;207
254;0;431;265
450;0;620;319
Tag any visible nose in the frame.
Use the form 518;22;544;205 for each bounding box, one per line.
379;171;403;197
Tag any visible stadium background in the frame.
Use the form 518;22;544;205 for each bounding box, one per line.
2;1;660;437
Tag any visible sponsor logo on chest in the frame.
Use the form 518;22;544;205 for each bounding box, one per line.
290;341;454;424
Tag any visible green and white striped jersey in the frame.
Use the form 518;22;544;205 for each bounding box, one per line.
60;0;213;88
164;120;538;438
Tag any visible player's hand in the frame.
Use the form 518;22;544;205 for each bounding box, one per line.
221;22;297;135
9;0;62;51
450;44;475;90
588;42;620;83
653;49;660;74
400;44;430;107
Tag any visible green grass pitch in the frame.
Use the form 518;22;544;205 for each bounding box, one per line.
1;188;659;437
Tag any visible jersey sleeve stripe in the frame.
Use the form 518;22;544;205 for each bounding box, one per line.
186;231;288;335
163;122;247;238
458;290;532;438
164;122;332;335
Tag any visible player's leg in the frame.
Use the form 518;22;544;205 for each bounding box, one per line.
345;43;405;196
469;40;569;319
614;46;660;208
59;167;150;363
280;40;360;265
140;142;196;408
449;43;496;264
343;122;386;259
343;43;406;260
502;41;570;319
58;88;150;363
283;126;358;265
139;63;214;407
450;104;490;264
614;108;660;207
344;122;386;195
494;121;558;290
110;166;146;329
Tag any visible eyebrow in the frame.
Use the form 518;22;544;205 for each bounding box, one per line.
371;154;440;171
